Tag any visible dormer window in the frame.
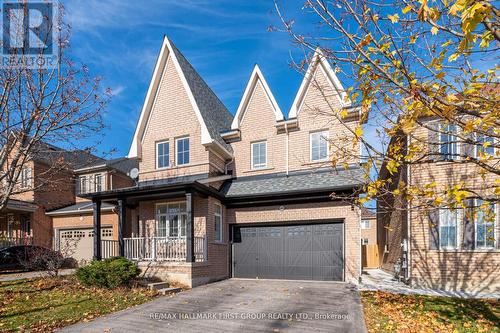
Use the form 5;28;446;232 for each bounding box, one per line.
156;141;170;169
251;140;267;169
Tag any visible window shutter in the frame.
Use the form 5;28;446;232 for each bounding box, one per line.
462;199;475;250
428;209;440;250
427;122;441;161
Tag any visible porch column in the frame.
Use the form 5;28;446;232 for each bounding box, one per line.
117;198;126;257
185;192;195;262
93;199;102;260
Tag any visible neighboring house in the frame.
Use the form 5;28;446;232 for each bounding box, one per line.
360;208;377;245
378;124;499;293
46;158;137;263
83;36;366;287
0;141;98;249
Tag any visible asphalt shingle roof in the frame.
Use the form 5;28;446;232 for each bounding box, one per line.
221;167;366;198
77;157;138;175
169;39;233;153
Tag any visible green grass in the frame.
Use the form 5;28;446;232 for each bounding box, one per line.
361;291;500;333
0;276;157;332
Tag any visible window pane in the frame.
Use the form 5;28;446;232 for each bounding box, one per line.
157;142;169;168
477;134;495;157
177;138;190;165
252;141;266;168
439;209;457;248
311;132;328;161
440;124;457;160
476;200;495;248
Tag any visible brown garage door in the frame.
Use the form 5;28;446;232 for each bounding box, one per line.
232;223;344;281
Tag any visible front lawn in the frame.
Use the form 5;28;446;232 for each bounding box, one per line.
0;276;157;332
361;291;500;333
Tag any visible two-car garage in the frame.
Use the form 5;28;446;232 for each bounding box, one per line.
232;222;344;281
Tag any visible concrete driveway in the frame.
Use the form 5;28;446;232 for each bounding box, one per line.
59;279;367;333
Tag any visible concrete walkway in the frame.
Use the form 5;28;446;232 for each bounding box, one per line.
0;269;75;282
59;279;367;333
359;269;500;299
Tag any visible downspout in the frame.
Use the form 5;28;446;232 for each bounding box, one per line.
406;133;411;284
285;123;289;176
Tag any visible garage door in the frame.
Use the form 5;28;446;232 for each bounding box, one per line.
59;227;114;263
233;223;344;281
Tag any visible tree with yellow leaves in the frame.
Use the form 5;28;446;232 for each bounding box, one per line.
274;0;499;215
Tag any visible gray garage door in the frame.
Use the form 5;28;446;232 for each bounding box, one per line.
233;223;343;281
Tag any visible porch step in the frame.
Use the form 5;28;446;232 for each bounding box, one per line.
157;287;182;295
147;282;170;290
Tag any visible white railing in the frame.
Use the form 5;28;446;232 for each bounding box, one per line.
102;240;119;259
0;236;32;249
123;236;206;262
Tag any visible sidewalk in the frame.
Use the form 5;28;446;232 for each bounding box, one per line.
0;269;75;282
359;269;500;299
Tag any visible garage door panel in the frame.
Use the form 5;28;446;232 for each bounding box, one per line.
233;222;344;281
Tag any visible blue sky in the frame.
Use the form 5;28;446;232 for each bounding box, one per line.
63;0;319;157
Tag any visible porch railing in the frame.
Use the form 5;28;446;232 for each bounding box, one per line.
102;240;119;259
123;236;206;262
0;236;32;249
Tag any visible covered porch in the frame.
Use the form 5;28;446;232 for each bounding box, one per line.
87;180;220;264
0;200;37;249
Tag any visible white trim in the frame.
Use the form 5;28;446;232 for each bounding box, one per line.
250;140;267;170
231;64;284;130
175;136;190;166
155;140;170;169
289;47;351;119
155;201;187;238
361;220;371;229
128;36;214;158
309;130;329;162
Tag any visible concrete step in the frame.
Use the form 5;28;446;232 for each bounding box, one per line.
147;281;170;290
157;287;182;295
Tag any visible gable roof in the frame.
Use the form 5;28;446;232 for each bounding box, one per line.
231;65;284;130
289;47;351;119
128;36;233;158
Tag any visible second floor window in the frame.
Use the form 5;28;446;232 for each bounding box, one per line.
310;131;329;161
440;124;458;160
439;209;458;249
156;141;170;169
79;176;87;194
251;141;267;169
476;133;495;157
20;168;32;188
361;220;371;229
94;174;102;192
176;137;190;166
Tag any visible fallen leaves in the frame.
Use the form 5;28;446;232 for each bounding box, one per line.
361;291;500;333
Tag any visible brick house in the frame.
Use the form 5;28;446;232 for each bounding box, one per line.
83;36;366;287
0;141;99;249
378;123;500;294
47;157;137;263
